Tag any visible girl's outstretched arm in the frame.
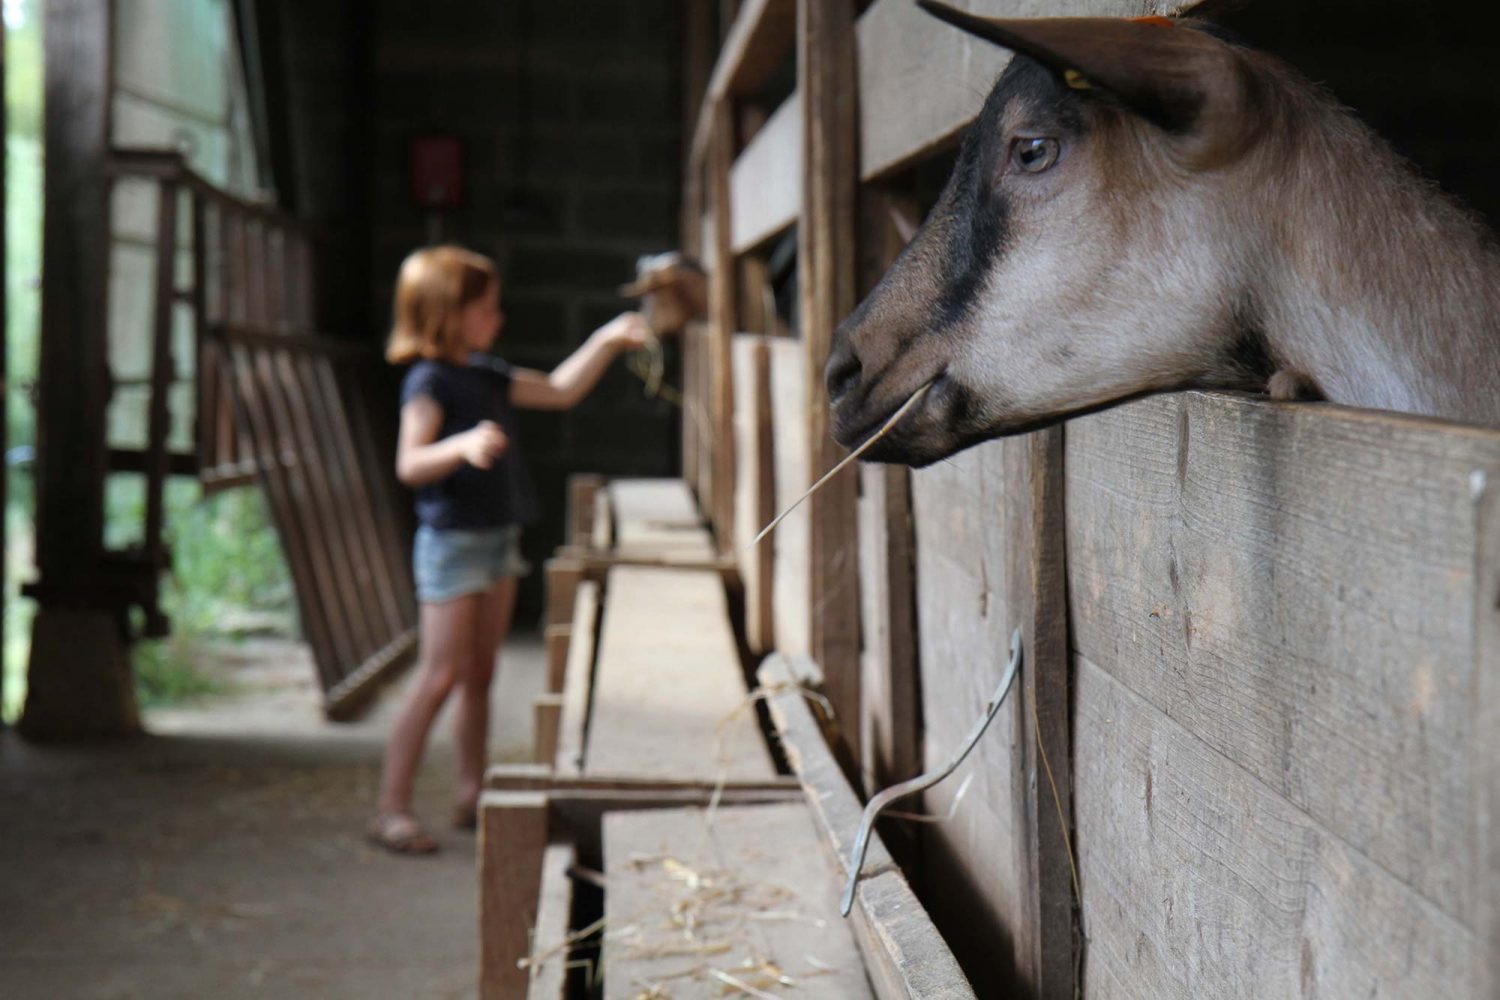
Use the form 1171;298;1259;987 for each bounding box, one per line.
395;396;509;487
509;312;650;411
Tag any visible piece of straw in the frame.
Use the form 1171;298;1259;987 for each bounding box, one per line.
749;381;932;550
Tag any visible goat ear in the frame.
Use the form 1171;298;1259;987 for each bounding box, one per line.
918;3;1256;154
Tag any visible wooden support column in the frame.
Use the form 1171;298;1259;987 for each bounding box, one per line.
478;791;549;1000
856;187;922;811
708;100;739;551
798;0;862;762
20;0;138;739
1002;427;1075;1000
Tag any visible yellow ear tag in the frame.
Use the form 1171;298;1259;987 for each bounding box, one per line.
1064;69;1092;90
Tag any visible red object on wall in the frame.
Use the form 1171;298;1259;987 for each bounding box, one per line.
410;135;464;209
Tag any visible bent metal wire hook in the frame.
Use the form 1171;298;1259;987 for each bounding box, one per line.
840;628;1023;918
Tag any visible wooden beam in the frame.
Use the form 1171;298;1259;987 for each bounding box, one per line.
532;694;564;766
31;0;111;582
707;100;739;551
730;91;802;254
732;335;776;653
543;557;584;629
769;337;811;656
565;473;603;549
798;0;863;764
1004;428;1074;999
543;624;571;694
20;0;134;738
554;582;599;777
690;0;798;167
856;186;922;812
478;792;549;1000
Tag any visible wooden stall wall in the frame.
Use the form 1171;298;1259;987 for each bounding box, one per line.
687;1;1500;997
1066;392;1495;997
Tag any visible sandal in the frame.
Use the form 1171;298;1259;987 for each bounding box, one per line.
367;812;439;855
451;801;478;831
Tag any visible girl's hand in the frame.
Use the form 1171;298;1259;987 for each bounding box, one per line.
460;420;509;469
597;312;652;352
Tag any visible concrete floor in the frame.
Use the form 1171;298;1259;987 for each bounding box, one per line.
0;632;546;1000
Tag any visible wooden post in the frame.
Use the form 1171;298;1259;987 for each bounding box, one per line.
708;99;739;552
533;694;564;765
856;187;923;806
478;791;549;1000
543;624;572;694
565;473;603;548
20;0;138;739
1003;427;1075;1000
1473;472;1500;999
544;558;584;629
798;0;863;763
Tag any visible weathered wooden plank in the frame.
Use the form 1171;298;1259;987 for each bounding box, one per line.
857;462;921;796
533;693;563;766
141;181;179;575
762;654;975;999
478;791;549;1000
544;557;584;629
730;92;802;254
1074;654;1472;999
566;473;605;549
295;353;406;639
1003;428;1074;1000
709;99;739;552
769;336;811;656
689;0;798;167
555;582;599;778
1475;477;1500;997
1066;391;1500;924
909;439;1028;995
485;764;798;797
709;0;797;103
856;0;1187;181
587;567;775;782
543;624;571;694
33;0;112;582
800;0;863;764
602;804;875;999
732;334;776;653
524;842;575;1000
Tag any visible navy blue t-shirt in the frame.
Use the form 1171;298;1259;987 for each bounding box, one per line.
399;355;539;530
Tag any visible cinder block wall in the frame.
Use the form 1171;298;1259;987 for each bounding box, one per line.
277;1;686;621
372;2;684;620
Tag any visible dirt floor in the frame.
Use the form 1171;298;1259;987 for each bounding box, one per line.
0;631;546;1000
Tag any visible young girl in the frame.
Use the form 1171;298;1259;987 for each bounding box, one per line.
370;245;648;853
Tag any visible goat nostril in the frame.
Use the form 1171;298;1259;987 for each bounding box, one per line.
826;347;863;404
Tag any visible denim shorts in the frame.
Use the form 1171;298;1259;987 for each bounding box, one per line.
413;524;531;604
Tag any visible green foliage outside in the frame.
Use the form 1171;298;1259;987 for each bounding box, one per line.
4;0;297;721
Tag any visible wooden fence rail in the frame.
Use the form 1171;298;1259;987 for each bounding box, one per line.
682;1;1500;996
105;149;415;717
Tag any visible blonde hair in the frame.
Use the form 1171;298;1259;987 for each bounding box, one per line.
385;245;499;364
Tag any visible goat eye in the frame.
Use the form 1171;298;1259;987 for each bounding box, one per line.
1011;137;1060;174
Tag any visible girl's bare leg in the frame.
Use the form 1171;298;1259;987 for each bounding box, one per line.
453;576;518;815
377;595;481;817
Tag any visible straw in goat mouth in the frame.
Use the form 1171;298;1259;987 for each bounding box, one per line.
749;381;933;550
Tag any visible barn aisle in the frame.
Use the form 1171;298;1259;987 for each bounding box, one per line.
0;634;545;1000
